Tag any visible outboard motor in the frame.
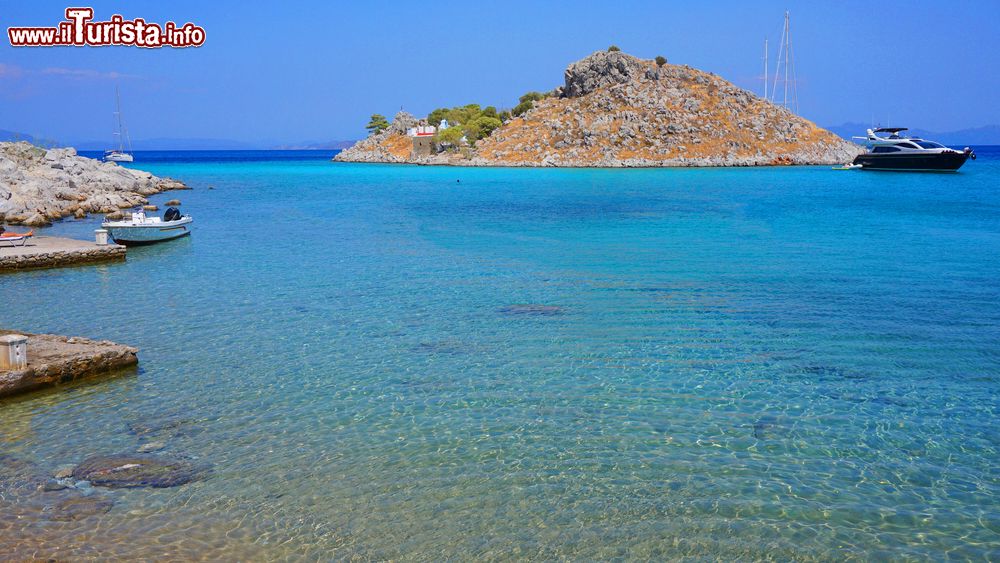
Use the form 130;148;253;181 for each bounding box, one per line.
163;207;182;222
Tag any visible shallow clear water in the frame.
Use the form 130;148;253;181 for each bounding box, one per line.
2;150;999;559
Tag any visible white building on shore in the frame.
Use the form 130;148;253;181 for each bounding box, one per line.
406;125;436;137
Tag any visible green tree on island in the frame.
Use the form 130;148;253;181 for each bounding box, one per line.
464;116;502;141
608;45;621;52
366;114;390;134
435;125;465;147
655;55;667;66
512;91;548;117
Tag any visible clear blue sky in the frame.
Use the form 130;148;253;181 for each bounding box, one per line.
1;0;998;144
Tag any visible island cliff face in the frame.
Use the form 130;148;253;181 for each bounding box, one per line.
0;142;187;226
336;50;861;167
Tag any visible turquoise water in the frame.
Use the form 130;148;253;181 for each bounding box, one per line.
2;151;999;559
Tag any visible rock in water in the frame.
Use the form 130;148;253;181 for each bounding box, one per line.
72;454;205;488
39;479;69;492
164;199;181;206
137;441;167;453
53;466;75;479
49;495;114;521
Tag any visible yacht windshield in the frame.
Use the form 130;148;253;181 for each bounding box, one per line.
914;140;945;149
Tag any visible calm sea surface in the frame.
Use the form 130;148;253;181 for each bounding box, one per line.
2;149;999;559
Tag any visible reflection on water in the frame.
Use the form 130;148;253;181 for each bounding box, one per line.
2;152;1000;559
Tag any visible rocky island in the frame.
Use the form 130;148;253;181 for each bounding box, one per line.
0;141;188;227
336;49;861;167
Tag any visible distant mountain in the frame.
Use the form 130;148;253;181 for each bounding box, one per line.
6;127;357;151
0;129;63;147
72;137;263;150
270;140;356;150
827;123;1000;145
70;137;355;150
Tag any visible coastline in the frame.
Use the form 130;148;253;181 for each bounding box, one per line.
331;156;855;168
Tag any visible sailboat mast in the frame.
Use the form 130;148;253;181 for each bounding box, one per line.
788;12;798;113
763;38;768;99
771;16;785;104
783;11;789;109
112;86;133;154
115;86;124;152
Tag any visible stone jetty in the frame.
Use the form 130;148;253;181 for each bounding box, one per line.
0;235;125;272
0;330;138;398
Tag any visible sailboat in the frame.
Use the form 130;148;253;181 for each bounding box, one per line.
104;86;134;163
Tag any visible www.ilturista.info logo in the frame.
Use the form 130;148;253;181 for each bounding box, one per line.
7;8;205;48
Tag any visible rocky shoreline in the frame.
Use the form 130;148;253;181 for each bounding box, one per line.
336;50;862;167
0;141;188;227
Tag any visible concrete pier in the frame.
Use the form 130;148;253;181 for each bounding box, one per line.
0;236;125;272
0;330;138;398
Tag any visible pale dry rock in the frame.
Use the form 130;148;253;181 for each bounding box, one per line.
0;142;188;226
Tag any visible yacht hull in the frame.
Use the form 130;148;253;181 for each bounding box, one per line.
852;151;970;171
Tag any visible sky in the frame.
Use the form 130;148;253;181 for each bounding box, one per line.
1;0;998;146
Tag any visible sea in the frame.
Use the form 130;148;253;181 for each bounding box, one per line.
1;148;998;559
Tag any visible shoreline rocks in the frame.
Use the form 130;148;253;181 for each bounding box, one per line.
335;50;862;168
0;142;189;227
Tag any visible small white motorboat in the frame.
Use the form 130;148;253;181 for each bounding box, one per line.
102;207;192;245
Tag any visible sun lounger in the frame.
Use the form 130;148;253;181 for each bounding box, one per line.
0;230;34;247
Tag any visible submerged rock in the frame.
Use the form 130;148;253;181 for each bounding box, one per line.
49;495;113;521
137;441;166;453
498;304;564;316
53;466;74;480
39;479;69;492
126;415;198;440
0;453;48;491
72;454;205;488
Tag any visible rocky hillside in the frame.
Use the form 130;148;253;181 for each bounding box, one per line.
336;50;861;167
335;112;420;164
0;142;187;226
